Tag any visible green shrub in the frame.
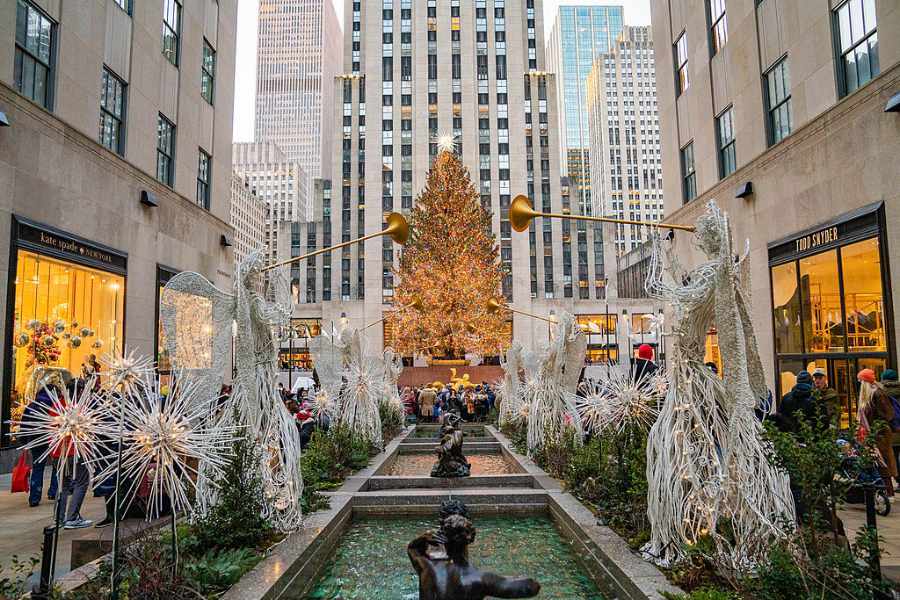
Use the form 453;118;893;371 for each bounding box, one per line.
0;555;39;599
300;424;377;514
191;418;277;552
182;547;262;593
379;398;404;442
662;587;740;600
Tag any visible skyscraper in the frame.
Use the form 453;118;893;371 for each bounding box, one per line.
291;0;610;353
233;142;309;264
586;26;663;255
547;5;623;216
255;0;342;199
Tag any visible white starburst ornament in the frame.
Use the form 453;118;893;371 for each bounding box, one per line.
102;349;155;392
574;369;663;435
11;375;114;472
94;373;237;519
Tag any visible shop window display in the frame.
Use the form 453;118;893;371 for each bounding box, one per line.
9;250;124;427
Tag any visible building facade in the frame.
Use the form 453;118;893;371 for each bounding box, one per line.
0;0;238;467
254;0;342;202
650;0;900;427
232;141;309;263
301;0;627;356
587;26;664;256
547;4;623;216
230;173;267;263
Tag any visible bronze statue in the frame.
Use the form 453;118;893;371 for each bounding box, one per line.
431;412;471;478
408;504;541;600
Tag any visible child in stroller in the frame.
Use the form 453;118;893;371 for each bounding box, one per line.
837;438;891;516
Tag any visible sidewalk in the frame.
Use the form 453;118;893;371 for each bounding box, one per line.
839;502;900;583
0;472;107;580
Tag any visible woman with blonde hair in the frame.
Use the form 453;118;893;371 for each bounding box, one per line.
857;368;897;495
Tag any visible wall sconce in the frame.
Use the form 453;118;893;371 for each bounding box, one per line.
735;181;753;199
886;92;900;113
0;111;9;127
140;190;159;207
220;234;232;248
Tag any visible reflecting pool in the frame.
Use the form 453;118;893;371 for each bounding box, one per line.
385;453;516;476
304;516;604;599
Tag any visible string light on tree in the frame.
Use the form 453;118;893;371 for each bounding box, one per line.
392;148;507;358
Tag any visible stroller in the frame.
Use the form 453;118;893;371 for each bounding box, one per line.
836;439;891;516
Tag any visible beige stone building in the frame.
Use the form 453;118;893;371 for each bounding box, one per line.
230;173;267;264
650;0;900;425
0;0;238;468
232;141;309;264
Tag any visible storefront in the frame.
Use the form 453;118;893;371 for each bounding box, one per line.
2;217;127;445
577;314;619;364
768;202;894;429
279;318;322;371
156;266;180;386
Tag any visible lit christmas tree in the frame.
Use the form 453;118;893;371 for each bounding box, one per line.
391;141;508;359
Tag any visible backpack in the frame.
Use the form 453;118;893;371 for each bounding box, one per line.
887;392;900;431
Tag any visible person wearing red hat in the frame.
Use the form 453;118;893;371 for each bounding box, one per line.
632;344;658;382
858;368;897;495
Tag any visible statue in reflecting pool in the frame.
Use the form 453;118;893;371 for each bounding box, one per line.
408;504;541;600
431;412;470;478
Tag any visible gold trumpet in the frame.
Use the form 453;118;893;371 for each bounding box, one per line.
486;297;557;325
263;212;410;272
363;297;425;330
509;195;695;233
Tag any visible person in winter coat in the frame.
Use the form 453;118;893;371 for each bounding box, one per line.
857;368;897;496
811;368;841;427
24;386;59;507
632;344;658;382
419;386;436;423
775;371;825;434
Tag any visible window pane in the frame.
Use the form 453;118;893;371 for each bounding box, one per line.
799;250;843;353
862;0;876;33
850;0;864;42
845;52;859;92
772;261;803;354
839;5;852;51
16;2;27;46
869;32;879;75
842;238;885;352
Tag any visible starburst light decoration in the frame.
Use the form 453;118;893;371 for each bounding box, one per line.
11;375;115;472
102;349;155;392
434;131;459;153
92;373;237;519
574;368;664;435
335;329;385;448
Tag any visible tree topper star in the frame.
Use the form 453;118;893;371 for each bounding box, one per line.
435;131;459;153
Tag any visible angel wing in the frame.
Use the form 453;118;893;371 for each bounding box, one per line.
558;313;588;393
160;271;235;408
309;333;344;399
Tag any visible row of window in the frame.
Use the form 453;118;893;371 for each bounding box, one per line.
677;0;878;204
14;0;218;211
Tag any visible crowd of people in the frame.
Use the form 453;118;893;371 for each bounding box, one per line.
276;382;327;449
400;382;496;424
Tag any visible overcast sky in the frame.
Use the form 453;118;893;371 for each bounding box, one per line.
233;0;651;142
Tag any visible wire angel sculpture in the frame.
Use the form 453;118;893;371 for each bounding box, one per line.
380;347;405;415
334;328;385;448
497;342;524;428
575;366;665;436
160;250;304;531
521;312;586;455
90;373;237;520
642;201;794;570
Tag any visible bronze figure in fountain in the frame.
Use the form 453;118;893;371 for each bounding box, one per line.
408;501;541;600
430;412;471;478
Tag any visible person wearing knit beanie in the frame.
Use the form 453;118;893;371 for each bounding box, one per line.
632;344;658;382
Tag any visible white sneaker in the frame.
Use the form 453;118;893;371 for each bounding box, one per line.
63;517;93;529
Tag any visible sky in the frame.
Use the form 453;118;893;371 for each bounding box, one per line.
233;0;651;142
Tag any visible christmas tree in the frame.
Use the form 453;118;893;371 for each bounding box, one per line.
391;147;508;359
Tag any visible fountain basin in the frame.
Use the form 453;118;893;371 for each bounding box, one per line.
303;515;606;599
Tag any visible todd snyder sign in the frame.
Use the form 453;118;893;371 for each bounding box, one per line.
795;226;839;253
14;218;127;273
768;202;883;265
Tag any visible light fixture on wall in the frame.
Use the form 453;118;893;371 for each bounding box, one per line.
0;111;9;127
220;234;232;248
886;92;900;113
735;181;753;199
140;190;159;207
